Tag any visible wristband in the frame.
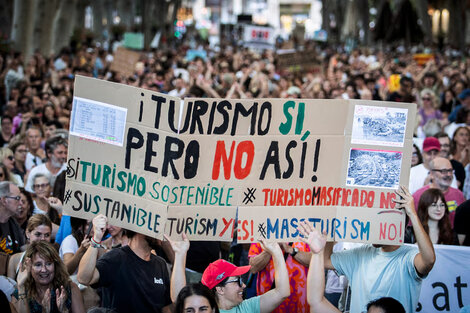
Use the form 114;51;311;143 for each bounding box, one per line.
91;237;103;248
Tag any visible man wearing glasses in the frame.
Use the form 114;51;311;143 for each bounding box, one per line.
412;157;465;226
0;181;25;254
409;137;459;194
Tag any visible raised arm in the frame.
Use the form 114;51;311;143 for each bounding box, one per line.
258;240;290;313
299;221;340;313
248;244;271;273
63;238;91;274
280;243;312;267
164;234;190;302
77;214;106;285
393;185;436;276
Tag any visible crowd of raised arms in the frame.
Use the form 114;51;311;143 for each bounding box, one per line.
1;40;470;313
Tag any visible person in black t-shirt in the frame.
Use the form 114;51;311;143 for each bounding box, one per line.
0;181;25;254
77;214;186;313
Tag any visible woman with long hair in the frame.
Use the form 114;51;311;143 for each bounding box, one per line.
9;140;28;183
412;144;423;167
418;89;443;127
8;214;53;280
59;217;90;275
14;188;34;232
0;147;22;185
175;283;219;313
451;126;470;166
12;241;85;313
408;188;455;245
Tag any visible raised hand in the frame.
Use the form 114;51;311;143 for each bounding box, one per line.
47;197;63;212
259;239;282;256
163;233;189;255
17;257;31;287
392;185;415;217
41;288;51;313
79;238;91;252
55;285;68;313
92;214;107;242
298;220;326;254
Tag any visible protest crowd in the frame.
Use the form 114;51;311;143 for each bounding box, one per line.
1;35;470;313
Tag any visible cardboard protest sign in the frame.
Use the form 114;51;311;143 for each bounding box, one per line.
65;76;184;238
165;206;237;241
109;47;140;78
123;32;144;50
237;206;405;244
65;76;416;243
276;50;322;73
243;25;275;50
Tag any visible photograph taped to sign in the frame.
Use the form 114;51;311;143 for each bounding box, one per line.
70;96;127;146
346;148;402;189
351;105;408;147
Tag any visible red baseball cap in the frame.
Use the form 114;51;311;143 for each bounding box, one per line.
422;137;441;152
201;259;251;289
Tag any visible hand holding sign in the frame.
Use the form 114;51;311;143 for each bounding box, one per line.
392;185;415;218
164;233;190;256
93;214;107;242
298;220;326;254
260;239;282;257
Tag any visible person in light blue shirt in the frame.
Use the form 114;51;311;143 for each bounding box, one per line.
324;186;436;313
298;221;406;313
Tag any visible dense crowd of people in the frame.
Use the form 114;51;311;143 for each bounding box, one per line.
1;39;470;313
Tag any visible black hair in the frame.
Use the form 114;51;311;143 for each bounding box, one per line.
45;135;68;158
412;143;423;166
175;283;219;313
366;297;405;313
400;76;414;86
45;119;63;129
70;217;88;244
122;229;137;239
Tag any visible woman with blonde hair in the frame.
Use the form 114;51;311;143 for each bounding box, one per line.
12;241;85;313
0;147;22;185
418;89;443;127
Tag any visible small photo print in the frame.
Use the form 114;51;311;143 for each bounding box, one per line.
351;105;408;147
346;148;402;189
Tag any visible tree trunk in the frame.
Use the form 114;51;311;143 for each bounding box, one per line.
104;0;115;42
143;0;159;50
37;0;60;57
117;0;134;31
0;0;14;44
358;0;370;45
415;0;432;44
11;0;36;59
92;0;105;44
53;0;78;53
448;0;466;50
75;0;90;32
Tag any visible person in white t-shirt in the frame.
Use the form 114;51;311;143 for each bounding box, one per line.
25;135;67;193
